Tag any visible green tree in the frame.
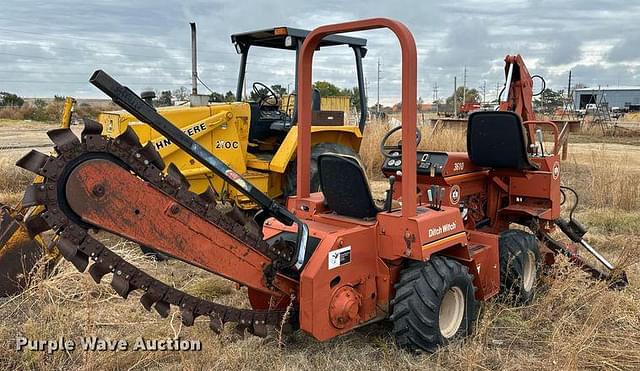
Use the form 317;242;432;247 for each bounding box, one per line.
158;91;172;106
250;87;268;102
209;92;225;102
342;86;362;111
270;84;287;96
224;91;235;102
535;88;564;114
313;81;344;97
29;99;49;121
445;87;481;110
0;92;24;107
173;86;189;101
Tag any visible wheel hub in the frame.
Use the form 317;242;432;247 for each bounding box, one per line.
522;250;537;292
439;286;464;338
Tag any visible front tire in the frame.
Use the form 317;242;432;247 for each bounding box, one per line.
499;229;541;304
391;256;478;352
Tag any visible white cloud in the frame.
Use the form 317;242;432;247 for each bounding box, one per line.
0;0;638;100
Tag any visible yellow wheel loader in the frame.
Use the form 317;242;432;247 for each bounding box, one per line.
0;27;368;294
99;26;368;209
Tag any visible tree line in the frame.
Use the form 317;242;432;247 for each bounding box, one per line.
0;82;569;116
151;81;362;109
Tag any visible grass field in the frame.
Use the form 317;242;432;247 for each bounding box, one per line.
0;119;639;370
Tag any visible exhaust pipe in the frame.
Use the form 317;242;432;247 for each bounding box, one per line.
190;22;198;96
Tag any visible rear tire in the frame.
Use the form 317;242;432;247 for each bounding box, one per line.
499;229;541;304
282;143;359;198
390;256;478;352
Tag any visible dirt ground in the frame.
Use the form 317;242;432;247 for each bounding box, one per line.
0;119;639;370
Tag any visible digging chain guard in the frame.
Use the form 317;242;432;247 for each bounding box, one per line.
16;120;297;336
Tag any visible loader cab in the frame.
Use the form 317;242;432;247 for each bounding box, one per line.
231;27;368;146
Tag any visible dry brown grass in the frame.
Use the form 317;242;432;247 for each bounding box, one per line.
0;153;34;206
359;119;466;179
1;239;637;370
0;101;117;123
560;146;640;211
0;119;639;370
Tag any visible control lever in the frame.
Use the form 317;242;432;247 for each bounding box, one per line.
427;185;444;210
384;176;396;212
536;128;545;157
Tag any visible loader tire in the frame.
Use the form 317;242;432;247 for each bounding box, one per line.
391;256;478;352
499;229;541;304
282;143;359;198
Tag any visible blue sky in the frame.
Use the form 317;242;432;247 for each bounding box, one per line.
1;0;638;104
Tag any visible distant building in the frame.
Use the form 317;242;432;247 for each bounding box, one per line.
573;86;640;110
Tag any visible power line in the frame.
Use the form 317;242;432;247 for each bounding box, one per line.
0;27;224;56
0;69;244;83
1;80;193;86
0;48;359;73
0;28;360;59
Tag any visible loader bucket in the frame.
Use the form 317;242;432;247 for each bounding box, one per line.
0;205;49;296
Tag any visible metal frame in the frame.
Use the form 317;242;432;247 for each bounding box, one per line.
296;18;418;218
233;27;368;131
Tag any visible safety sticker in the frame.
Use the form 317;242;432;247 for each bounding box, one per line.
552;161;560;180
328;246;351;270
449;184;461;205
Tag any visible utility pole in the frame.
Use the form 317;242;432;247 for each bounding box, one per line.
376;57;381;114
567;70;572;98
462;66;467;106
453;76;457;116
433;82;439;114
496;81;501;101
365;77;370;105
481;80;487;105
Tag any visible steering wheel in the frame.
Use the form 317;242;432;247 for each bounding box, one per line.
252;82;279;107
380;125;422;159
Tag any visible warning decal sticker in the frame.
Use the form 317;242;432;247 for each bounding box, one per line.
328;246;351;270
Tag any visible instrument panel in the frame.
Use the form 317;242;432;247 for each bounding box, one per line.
382;151;450;176
382;150;481;178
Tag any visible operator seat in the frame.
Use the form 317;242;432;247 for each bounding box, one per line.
467;111;538;170
247;89;322;143
318;153;380;219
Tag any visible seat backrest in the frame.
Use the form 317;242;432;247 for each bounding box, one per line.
467;111;538;170
318;153;379;219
